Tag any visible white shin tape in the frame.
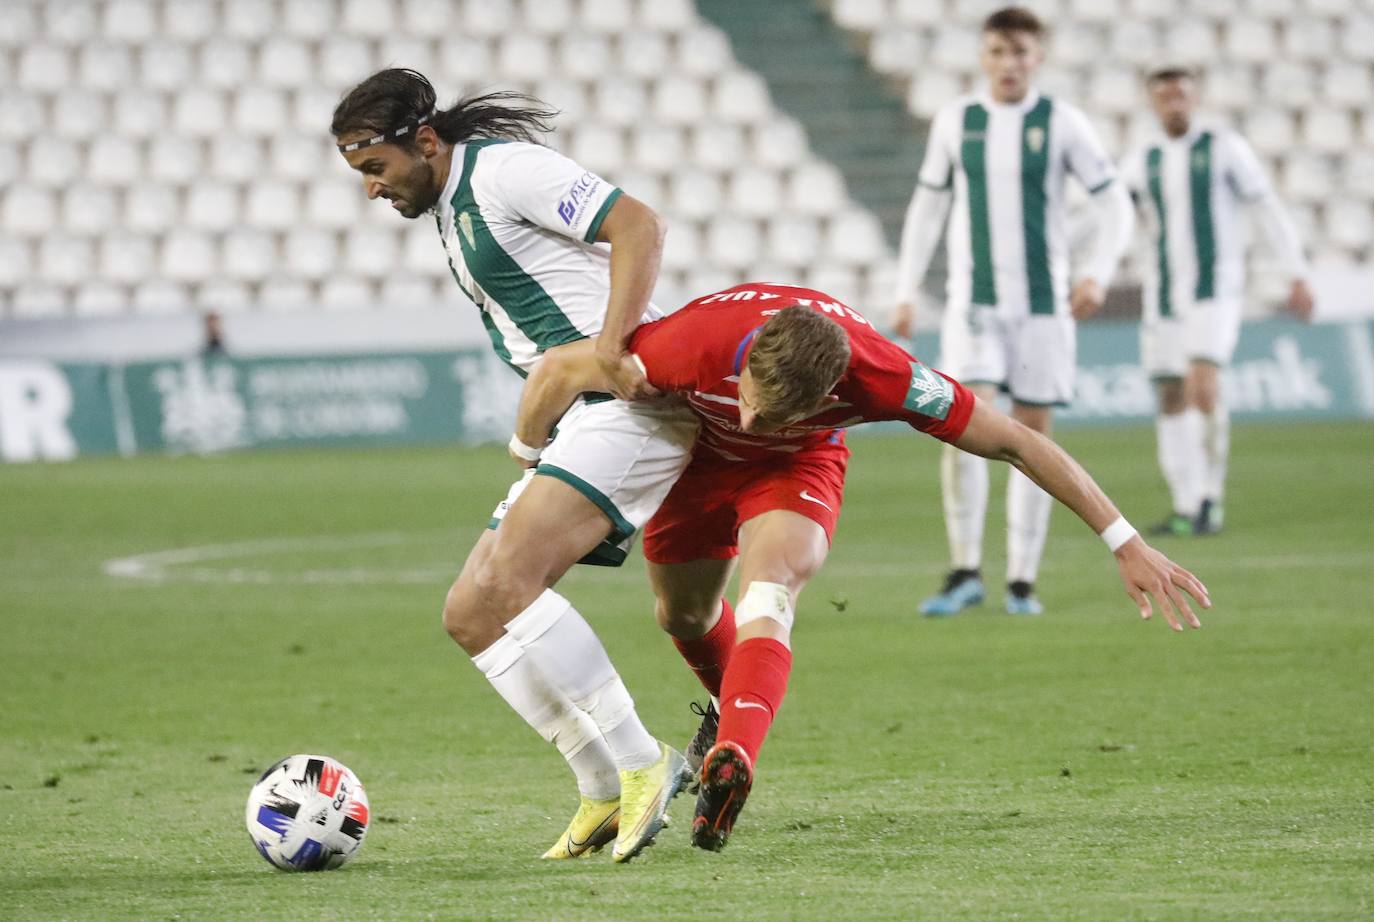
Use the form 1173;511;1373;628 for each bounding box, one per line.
734;581;795;633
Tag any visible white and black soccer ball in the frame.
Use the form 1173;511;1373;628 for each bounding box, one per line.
245;754;369;871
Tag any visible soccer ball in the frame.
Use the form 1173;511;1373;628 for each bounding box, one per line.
245;754;370;871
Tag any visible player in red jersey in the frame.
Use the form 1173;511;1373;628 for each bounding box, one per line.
511;282;1209;852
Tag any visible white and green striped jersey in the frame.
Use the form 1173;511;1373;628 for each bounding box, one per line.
917;90;1117;316
434;139;649;375
1121;126;1301;322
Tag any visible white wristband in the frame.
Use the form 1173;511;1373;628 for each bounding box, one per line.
508;434;544;463
1100;516;1137;553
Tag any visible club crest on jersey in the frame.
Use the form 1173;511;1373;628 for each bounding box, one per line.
458;211;476;249
1026;126;1045;154
904;362;953;420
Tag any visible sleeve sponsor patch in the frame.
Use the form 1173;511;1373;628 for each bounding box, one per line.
557;171;602;227
903;362;953;420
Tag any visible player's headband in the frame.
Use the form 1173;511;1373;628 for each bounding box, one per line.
336;113;432;153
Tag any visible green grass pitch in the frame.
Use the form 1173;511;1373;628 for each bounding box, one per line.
2;422;1372;920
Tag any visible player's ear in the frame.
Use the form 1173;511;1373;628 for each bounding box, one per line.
416;124;441;159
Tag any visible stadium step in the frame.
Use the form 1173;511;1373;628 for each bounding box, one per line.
696;0;929;250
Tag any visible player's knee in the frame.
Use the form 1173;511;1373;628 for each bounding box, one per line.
654;595;717;638
441;580;482;649
470;550;543;617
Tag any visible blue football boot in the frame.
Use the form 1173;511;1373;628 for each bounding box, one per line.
919;569;985;617
1005;580;1044;616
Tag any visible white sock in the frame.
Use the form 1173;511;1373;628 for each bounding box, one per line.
471;633;619;800
1006;467;1053;584
505;590;661;771
1201;403;1230;505
1155;410;1204;517
940;443;988;571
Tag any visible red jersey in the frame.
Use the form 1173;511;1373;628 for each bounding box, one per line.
629;283;975;463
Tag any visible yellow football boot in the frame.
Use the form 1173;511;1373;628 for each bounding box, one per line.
611;742;691;863
540;795;619;860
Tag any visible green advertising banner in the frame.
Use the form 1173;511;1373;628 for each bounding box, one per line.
2;320;1371;463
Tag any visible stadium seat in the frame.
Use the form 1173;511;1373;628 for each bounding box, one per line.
0;240;33;287
140;41;194;90
729;166;784;218
39;233;95;287
826;210;888;267
908;71;964;120
594;77;649;127
225;0;278;40
103;0;158;43
98;233;156;284
752;117;809;171
1322;62;1373;107
713;71;773;124
892;0;945;25
319;36;370;88
246;180;301;231
184;179;241;238
803;265;862;307
1341;150;1374;200
18;43;70;91
222;229;277;282
379;276;439;309
1066;0;1120;21
195;279;253;313
1244;108;1296;156
556;33;612;83
1090;67;1143;115
1283;17;1335;62
1127;0;1179;20
285;228;340;281
660;220;702;271
1305;0;1354;13
1108;21;1160;67
637;0;696;31
207;140;263;185
270;136;328;182
129;280;188;315
786;162;849;216
174;87;230;138
61;183;119;235
675;26;735;78
437;35;494;87
73;281;131;317
533;79;589;123
259;38;315;89
583;0;635;34
668;168;723;219
320;275;376;310
1325;200;1373;250
1282;152;1334;202
691;123;746;172
293;86;343;135
630;123;685;175
497;34;553;82
162;232;219;283
459;0;515;39
45;1;98;46
684;266;743;299
1162;21;1219;65
930;25;982;74
652;75;708;126
519;0;576;35
76;41;134;88
618;30;672;81
1262;62;1316;109
87;135;142;184
1038;67;1081;106
766;215;822;268
233;87;290;136
147;136;202;184
1341;16;1374;62
1303;107;1354;154
1225;20;1278;63
125;184;180;232
862;261;899;313
281;0;335;38
869;29;926;76
201;38;253;89
833;0;887;32
568;123;625;175
113;90;166;139
1203;65;1256;113
614;170;664;210
344;227;401;279
258;277;317;311
308;181;364;229
402;223;442;274
26;136;83;187
11;283;68;318
163;0;218;41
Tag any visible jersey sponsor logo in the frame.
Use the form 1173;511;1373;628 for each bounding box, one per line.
904;362;954;420
557;171;600;226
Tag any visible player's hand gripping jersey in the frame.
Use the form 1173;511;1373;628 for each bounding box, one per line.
628;283;976;462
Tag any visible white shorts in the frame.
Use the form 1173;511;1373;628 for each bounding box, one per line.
489;397;699;567
1140;299;1242;379
940;306;1076;406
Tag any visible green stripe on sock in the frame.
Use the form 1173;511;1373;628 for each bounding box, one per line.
961;103;996;306
1021;96;1054;315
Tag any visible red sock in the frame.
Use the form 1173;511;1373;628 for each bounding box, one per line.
715;636;792;765
671;599;736;698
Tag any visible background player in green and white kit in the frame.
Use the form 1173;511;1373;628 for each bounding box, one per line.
1122;68;1314;536
332;70;699;863
892;7;1134;616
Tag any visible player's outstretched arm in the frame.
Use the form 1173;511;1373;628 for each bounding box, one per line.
510;339;609;467
951;398;1210;631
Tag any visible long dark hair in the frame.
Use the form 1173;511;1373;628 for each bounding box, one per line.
331;69;558;146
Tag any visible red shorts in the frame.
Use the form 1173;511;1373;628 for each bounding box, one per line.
643;443;849;565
